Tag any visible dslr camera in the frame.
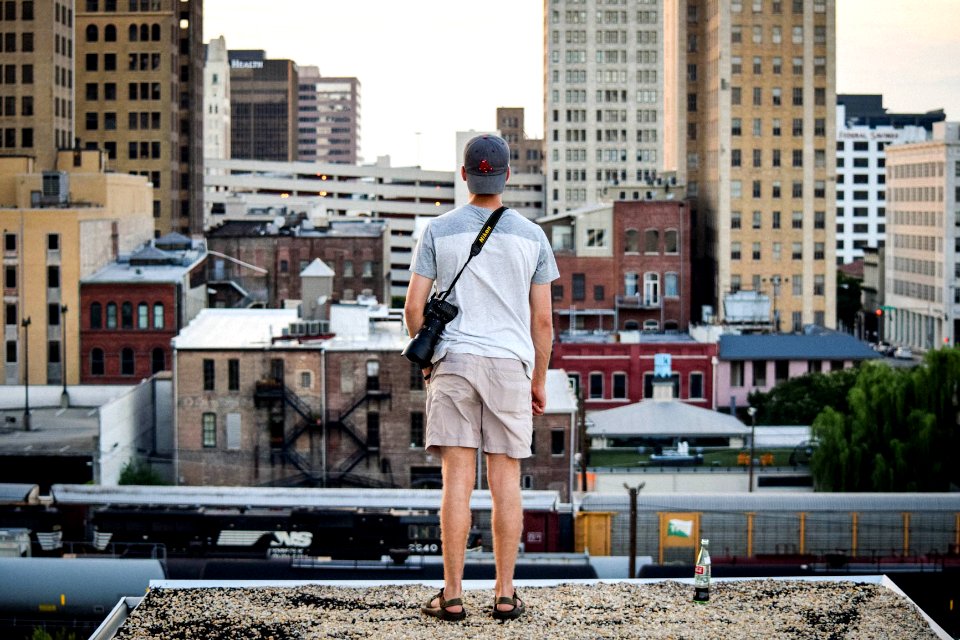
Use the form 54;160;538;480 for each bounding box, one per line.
402;297;458;367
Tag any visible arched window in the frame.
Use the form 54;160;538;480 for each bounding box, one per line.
139;24;149;41
128;24;138;41
137;302;148;329
151;347;165;373
624;320;640;331
104;24;117;41
643;272;660;306
624;229;639;253
121;302;133;329
150;23;159;41
90;302;102;329
664;320;679;332
153;302;164;329
91;348;105;375
85;25;99;42
120;347;135;375
644;229;659;253
665;229;679;253
106;302;117;329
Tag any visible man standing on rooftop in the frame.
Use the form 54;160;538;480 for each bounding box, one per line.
405;134;559;621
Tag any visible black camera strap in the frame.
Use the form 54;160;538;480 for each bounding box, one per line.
436;206;507;301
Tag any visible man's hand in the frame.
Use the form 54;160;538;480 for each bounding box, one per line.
422;365;433;384
532;382;546;416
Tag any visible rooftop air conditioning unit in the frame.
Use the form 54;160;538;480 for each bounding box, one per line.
41;172;69;205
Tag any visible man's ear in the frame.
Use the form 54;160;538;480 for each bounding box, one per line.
461;166;467;182
506;167;511;182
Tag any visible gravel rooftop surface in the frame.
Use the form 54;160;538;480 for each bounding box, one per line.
113;580;939;640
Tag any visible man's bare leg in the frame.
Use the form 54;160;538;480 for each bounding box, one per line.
430;446;477;613
486;452;522;611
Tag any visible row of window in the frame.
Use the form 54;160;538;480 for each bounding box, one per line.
729;358;844;388
89;302;165;330
732;210;826;230
88;346;166;376
84;23;162;43
569;371;705;401
730;179;827;199
84;0;162;11
3;265;58;289
0;1;37;22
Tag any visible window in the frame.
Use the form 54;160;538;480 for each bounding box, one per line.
551;430;565;456
4;233;15;253
572;273;586;301
48;303;61;326
665;272;678;297
731;242;742;261
106;302;117;328
689;372;704;399
120;301;133;328
752;211;762;229
586;228;606;247
409;362;424;390
153;302;164;329
731;361;744;387
752;360;767;387
203;359;215;391
137;302;148;329
5;341;14;364
91;348;105;375
202;413;216;447
643;272;660;305
367;413;380;450
47;266;60;289
589;372;603;399
410;412;425;448
120;347;134;375
612;373;627;399
151;348;165;374
731;212;742;229
772;211;781;229
644;229;659;253
594;285;605;301
4;303;15;326
665;230;678;253
228;359;239;391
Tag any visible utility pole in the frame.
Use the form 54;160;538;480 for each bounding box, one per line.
578;389;588;491
21;316;31;431
747;406;757;493
624;482;645;578
60;304;69;407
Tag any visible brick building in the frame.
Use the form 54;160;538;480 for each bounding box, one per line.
80;233;206;383
552;335;717;411
205;217;389;308
538;199;693;334
172;306;578;498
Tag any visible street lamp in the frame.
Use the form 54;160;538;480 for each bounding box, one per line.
21;316;30;432
747;406;757;493
60;304;69;407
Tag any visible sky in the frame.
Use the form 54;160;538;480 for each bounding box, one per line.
204;0;960;172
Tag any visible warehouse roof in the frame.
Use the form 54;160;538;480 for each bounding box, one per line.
587;397;749;438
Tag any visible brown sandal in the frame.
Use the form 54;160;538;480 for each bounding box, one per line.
492;590;525;621
421;588;467;622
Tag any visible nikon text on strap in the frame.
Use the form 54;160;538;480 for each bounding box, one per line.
436;206;507;301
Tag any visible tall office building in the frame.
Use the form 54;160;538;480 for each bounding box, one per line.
75;0;204;236
297;66;361;164
884;122;960;351
229;50;298;162
0;0;75;171
497;107;543;175
835;95;944;265
667;0;837;330
544;0;665;215
204;36;231;163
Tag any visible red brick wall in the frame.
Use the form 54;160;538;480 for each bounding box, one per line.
552;339;717;410
80;282;179;384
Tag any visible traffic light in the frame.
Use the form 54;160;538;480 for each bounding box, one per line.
875;309;883;317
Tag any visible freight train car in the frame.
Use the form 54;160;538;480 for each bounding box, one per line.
579;493;960;567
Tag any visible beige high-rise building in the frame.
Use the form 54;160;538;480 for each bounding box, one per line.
666;0;836;330
884;121;960;351
0;0;75;171
75;0;204;236
0;149;154;387
298;67;361;165
544;0;665;216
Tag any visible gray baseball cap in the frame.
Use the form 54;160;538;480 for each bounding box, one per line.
463;134;510;194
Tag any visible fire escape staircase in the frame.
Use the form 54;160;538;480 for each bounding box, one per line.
253;380;394;487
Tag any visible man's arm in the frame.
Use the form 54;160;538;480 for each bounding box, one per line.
529;282;553;416
404;273;436;377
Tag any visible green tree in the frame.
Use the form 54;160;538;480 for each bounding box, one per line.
811;349;960;491
747;368;858;425
118;459;167;485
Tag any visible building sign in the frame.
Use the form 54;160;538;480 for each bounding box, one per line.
654;353;672;378
838;130;901;141
658;512;700;563
230;60;264;69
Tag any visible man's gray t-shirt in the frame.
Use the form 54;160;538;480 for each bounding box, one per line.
410;204;560;377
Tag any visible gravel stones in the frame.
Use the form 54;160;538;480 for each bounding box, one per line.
112;580;939;640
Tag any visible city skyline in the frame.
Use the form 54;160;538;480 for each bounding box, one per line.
204;0;960;171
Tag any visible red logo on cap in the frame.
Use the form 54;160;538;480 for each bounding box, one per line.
478;159;493;174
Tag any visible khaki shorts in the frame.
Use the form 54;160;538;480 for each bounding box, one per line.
425;352;532;459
